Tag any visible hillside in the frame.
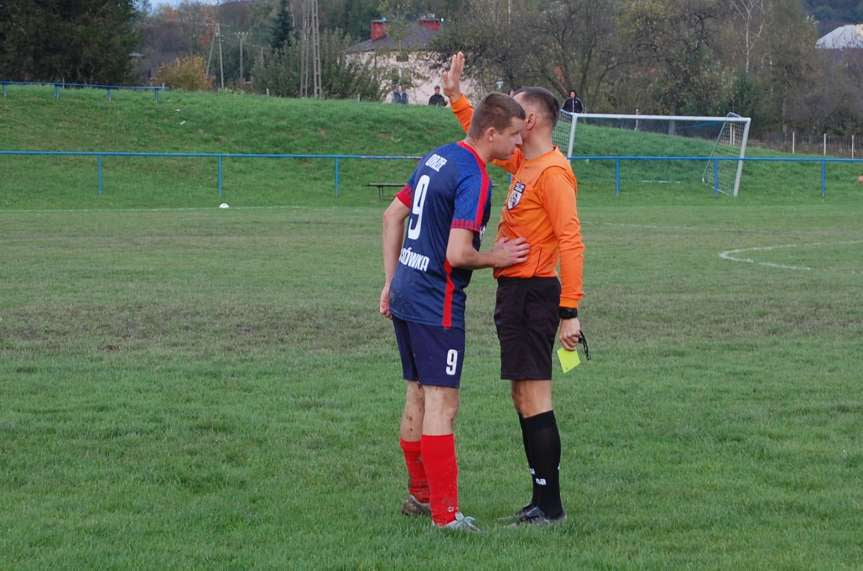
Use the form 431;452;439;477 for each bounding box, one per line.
1;86;860;209
0;86;466;209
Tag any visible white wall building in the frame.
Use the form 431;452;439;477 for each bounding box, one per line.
816;24;863;49
346;17;480;105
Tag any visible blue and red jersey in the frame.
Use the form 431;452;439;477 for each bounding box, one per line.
389;141;492;331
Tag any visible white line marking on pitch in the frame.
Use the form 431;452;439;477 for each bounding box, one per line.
719;240;863;271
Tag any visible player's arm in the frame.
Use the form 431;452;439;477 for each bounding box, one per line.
446;228;529;270
541;168;585;349
380;192;411;318
442;52;522;174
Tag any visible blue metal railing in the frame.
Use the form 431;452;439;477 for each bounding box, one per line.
569;154;863;197
1;150;861;198
0;150;422;197
1;80;167;102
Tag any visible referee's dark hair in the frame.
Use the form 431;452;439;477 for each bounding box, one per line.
513;86;560;128
469;93;526;139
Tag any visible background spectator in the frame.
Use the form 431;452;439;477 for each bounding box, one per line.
562;90;584;114
428;85;447;106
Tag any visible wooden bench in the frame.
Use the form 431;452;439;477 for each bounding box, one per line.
368;182;404;200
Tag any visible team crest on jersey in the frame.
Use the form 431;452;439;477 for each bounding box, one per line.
507;182;526;209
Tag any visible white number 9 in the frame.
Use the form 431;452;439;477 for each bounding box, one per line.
407;175;430;240
445;349;458;376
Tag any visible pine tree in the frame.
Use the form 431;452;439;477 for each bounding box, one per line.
271;0;294;49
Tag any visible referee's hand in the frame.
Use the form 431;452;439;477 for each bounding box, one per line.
442;52;464;101
559;317;581;351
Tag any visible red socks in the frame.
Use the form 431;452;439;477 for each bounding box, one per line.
420;434;458;526
399;438;429;503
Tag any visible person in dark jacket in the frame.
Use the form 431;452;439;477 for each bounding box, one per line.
562;90;583;114
428;85;447;106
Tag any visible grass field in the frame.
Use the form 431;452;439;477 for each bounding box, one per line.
2;86;863;568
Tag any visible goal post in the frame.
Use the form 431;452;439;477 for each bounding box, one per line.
555;111;752;197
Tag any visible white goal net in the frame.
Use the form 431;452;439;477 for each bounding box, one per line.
554;112;752;197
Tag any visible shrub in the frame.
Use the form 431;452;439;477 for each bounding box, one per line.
155;56;212;91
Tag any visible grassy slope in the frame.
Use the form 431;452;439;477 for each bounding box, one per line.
0;87;465;209
2;85;861;210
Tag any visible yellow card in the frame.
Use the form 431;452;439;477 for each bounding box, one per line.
557;347;581;373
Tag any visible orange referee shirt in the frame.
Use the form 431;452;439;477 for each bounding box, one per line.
451;95;585;308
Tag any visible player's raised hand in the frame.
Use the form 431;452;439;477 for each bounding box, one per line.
442;51;464;101
492;236;529;268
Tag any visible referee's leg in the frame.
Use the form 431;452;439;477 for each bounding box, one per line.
511;380;564;520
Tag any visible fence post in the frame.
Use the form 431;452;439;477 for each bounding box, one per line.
852;135;855;160
154;88;160;103
106;88;112;102
792;130;796;154
335;158;341;197
2;82;6;97
218;155;223;197
53;84;60;99
98;156;103;195
823;133;827;156
614;158;621;196
821;160;826;198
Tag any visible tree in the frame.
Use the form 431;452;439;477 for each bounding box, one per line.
320;0;380;40
253;30;387;100
528;0;628;106
0;0;138;83
759;0;819;131
271;0;294;49
620;0;722;115
431;0;544;93
729;0;766;74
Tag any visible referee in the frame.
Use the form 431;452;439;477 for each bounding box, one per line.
442;52;585;526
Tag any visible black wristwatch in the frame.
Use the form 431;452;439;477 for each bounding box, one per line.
558;307;578;320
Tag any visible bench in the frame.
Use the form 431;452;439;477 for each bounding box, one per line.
368;182;404;200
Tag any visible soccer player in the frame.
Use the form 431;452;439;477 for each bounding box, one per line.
379;93;529;531
442;52;585;526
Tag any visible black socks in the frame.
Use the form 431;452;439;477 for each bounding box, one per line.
519;410;563;518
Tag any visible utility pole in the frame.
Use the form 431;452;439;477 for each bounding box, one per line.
236;32;248;82
299;0;321;98
217;22;225;89
205;20;215;78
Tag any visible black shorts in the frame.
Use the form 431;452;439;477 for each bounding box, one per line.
494;277;560;381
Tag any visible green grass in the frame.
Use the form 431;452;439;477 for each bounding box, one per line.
2;86;863;568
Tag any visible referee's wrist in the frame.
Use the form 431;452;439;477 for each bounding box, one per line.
558;307;578;320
